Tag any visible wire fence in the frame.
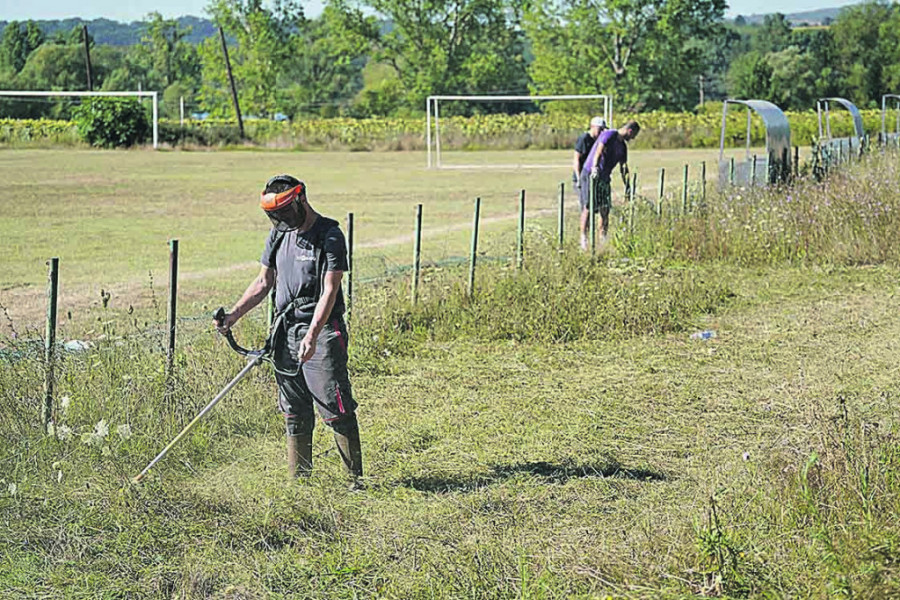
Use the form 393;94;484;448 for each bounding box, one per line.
2;136;895;431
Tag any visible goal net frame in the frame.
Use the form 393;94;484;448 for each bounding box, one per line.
426;94;613;169
0;90;159;149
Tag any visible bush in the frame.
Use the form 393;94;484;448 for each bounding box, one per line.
74;98;150;148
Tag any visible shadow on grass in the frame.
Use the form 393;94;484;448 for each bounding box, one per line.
399;460;666;494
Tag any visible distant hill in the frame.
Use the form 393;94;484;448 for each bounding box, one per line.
0;16;217;46
0;6;852;47
736;6;846;26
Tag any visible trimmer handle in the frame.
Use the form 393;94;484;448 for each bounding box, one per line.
213;307;257;357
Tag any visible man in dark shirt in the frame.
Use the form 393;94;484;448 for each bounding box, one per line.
573;116;607;189
579;120;640;248
215;174;362;485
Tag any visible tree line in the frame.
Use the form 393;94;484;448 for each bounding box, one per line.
1;0;898;121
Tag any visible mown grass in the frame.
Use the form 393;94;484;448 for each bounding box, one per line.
2;147;900;598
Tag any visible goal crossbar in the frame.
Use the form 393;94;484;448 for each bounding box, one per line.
0;90;159;149
426;94;612;169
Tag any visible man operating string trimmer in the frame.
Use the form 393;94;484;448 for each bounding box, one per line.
215;174;363;485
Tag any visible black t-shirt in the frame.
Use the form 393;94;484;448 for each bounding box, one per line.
575;132;597;173
260;216;347;323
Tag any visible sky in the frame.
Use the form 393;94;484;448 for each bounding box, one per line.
0;0;862;21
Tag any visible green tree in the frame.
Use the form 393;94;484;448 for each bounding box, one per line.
725;50;772;99
277;3;370;117
141;12;201;89
333;0;529;112
104;12;202;117
880;6;900;92
790;27;843;101
524;0;726;111
830;0;893;107
1;20;45;74
767;46;817;108
199;0;303;118
751;13;792;54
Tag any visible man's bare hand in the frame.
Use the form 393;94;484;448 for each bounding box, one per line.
298;333;317;363
214;311;239;335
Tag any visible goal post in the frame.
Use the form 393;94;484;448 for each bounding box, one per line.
0;90;159;149
426;94;613;169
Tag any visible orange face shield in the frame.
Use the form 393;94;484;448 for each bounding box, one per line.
260;183;307;231
260;183;305;212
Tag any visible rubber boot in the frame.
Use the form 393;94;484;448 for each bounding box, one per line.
332;414;363;487
287;433;313;478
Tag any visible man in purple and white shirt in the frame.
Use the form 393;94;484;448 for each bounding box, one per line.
578;120;640;249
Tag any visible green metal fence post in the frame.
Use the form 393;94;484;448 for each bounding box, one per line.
658;167;665;205
681;164;689;213
629;172;637;233
517;189;525;270
557;182;564;249
166;239;178;387
43;257;59;431
468;198;480;297
412;203;423;304
701;161;707;204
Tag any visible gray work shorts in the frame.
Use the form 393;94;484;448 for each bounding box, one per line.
272;318;357;426
578;175;612;213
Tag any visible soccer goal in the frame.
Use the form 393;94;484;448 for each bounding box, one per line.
0;90;159;149
425;94;613;169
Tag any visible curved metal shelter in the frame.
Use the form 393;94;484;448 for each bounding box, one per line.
883;94;900;144
817;97;864;140
718;99;792;187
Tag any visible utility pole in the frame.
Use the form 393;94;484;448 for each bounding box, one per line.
218;25;245;139
82;25;93;91
699;74;705;107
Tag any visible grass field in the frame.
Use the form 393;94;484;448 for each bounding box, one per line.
2;145;899;598
1;147;741;328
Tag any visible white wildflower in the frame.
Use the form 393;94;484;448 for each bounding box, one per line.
59;396;71;414
94;420;109;438
57;425;73;441
116;424;132;440
7;483;16;496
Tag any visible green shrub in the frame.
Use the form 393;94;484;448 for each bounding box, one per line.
73;98;151;148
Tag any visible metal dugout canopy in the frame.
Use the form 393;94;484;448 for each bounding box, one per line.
817;97;864;152
718;99;791;186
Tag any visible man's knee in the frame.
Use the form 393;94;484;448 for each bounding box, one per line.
285;413;314;437
327;411;358;436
